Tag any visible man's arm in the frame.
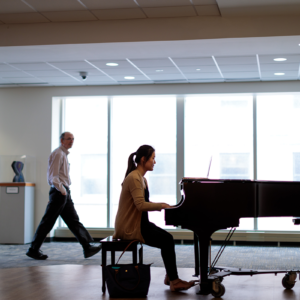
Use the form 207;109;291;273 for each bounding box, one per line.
48;153;67;195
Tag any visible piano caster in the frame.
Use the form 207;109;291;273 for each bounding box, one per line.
211;279;226;298
282;272;297;290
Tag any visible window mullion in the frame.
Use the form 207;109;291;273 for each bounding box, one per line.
176;96;185;204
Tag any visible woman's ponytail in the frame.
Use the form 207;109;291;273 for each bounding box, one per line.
124;152;137;179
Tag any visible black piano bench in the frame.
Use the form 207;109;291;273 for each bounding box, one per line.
100;236;142;294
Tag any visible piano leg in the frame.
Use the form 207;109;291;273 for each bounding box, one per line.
195;230;213;295
193;232;199;277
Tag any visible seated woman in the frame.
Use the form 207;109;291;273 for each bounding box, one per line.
113;145;196;292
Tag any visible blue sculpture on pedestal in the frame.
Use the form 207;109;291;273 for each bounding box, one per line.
11;161;25;182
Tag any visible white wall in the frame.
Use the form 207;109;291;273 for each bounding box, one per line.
1;80;300;229
0;88;51;228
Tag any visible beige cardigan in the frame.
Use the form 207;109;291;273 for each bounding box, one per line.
113;169;163;243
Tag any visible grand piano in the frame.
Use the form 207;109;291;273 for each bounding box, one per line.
165;178;300;297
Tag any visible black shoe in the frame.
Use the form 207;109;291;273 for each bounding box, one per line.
26;248;48;260
83;244;102;259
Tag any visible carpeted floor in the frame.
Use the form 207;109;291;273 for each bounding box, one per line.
1;242;300;270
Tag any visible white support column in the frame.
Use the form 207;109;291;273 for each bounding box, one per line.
177;96;185;204
253;94;258;231
107;97;112;228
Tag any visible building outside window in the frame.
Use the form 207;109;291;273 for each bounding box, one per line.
293;153;300;181
110;96;177;229
63;96;108;227
257;93;300;231
220;153;250;179
185;94;254;230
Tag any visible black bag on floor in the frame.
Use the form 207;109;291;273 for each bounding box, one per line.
105;240;151;298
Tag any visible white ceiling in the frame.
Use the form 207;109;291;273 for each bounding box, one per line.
1;0;300;87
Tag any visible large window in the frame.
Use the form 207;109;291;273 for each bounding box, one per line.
257;94;300;231
63;96;108;227
60;92;300;233
185;95;254;230
110;96;177;228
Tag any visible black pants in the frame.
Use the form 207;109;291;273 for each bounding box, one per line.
141;221;179;281
31;187;94;250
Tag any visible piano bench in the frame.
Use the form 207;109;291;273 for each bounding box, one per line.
99;236;142;294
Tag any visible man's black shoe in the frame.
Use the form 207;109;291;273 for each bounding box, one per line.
83;244;102;259
26;248;48;260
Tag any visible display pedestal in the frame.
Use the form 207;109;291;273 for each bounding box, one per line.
0;183;35;244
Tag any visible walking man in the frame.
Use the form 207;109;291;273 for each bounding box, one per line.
26;132;101;260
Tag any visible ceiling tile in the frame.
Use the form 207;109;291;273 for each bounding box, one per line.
92;8;145;20
89;60;133;69
4;77;45;84
219;64;259;72
24;70;66;77
0;12;49;24
39;76;79;83
111;74;150;81
10;63;56;71
0;71;31;78
192;0;217;5
223;72;260;79
81;0;139;9
139;66;180;75
137;0;191;7
180;65;218;72
49;61;93;70
25;0;85;12
148;73;186;80
195;5;220;16
260;63;299;71
259;54;300;64
215;56;257;65
217;0;300;17
172;57;215;66
52;82;84;86
41;11;97;22
130;58;174;68
0;0;36;13
103;68;142;76
261;70;298;78
0;63;18;71
84;75;116;82
67;69;105;76
185;72;222;79
143;6;197;18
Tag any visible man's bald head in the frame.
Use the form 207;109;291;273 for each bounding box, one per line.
60;132;74;150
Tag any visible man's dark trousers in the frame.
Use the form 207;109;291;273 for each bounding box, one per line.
31;187;94;250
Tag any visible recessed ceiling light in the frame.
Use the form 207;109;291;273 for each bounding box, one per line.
106;63;119;66
196;69;201;71
274;58;287;61
156;70;163;72
124;76;135;80
274;73;285;75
